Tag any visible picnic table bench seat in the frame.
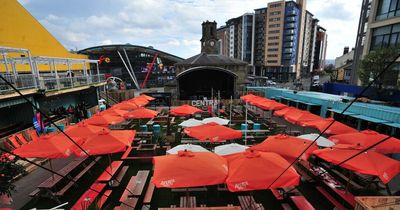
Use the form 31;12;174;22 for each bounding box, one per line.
96;189;112;209
180;196;196;208
131;170;150;196
238;195;265;210
97;161;123;182
315;186;346;210
120;197;138;210
111;166;129;187
142;177;155;209
290;196;315;210
120;176;137;202
71;182;106;210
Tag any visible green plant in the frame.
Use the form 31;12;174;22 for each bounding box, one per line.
0;156;25;196
359;47;400;88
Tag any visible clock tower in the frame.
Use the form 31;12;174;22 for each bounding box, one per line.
200;21;218;54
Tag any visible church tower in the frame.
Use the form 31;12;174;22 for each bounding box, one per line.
200;21;218;54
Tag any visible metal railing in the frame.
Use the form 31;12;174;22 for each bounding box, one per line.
0;73;106;94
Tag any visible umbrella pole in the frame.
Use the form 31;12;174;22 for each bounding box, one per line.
229;96;232;127
49;160;55;180
245;101;248;145
108;154;113;172
345;171;353;194
386;184;392;195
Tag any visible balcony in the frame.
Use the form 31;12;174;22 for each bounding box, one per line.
286;10;296;16
285;23;296;29
284;29;295;35
286;17;296;22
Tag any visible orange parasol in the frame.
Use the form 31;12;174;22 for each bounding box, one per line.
313;146;400;184
329;130;400;154
129;96;149;107
284;111;322;126
251;134;318;163
152;151;228;188
13;134;84;158
225;150;300;192
302;118;357;135
85;112;125;126
62;121;105;138
273;107;300;117
113;101;140;110
170;104;203;116
256;101;288;111
184;122;242;142
102;108;128;117
73;128;136;157
240;94;260;103
123;107;158;119
140;94;156;101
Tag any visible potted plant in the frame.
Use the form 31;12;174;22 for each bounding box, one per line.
0;155;25;204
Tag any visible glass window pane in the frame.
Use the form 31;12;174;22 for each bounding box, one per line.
383;34;390;47
392;23;400;33
373;25;392;36
372;35;384;49
390;33;398;45
390;0;398;11
378;0;391;15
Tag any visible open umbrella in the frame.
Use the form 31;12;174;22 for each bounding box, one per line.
297;133;335;148
170;104;202;116
62;121;105;138
73;128;136;157
273;107;300;117
256;101;288;111
166;144;210;154
313;147;400;184
129;96;149;107
184;122;242;142
123;107;158;119
152;151;228;188
102;108;128;117
179;118;204;128
251;134;318;163
284;111;322;126
202;117;230;125
225;150;300;192
140;94;156;101
214;143;249;156
240;94;260;103
329;130;400;154
13;134;84;158
113;101;140;110
85;112;125;126
302;118;357;135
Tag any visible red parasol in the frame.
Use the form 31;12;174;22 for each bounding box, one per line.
123;107;158;119
170;104;203;116
284;111;322;126
62;121;105;138
329;130;400;154
273;107;300;117
152;151;228;188
184;122;242;142
313;146;400;184
85;112;125;127
251;134;318;163
225;150;300;192
302;118;357;135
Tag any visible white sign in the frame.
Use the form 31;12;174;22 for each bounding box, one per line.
191;100;219;107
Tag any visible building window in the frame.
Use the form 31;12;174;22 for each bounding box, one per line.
268;36;279;40
270;11;281;15
376;0;400;20
268;54;278;57
268;42;279;46
268;60;278;63
269;17;281;21
270;3;281;8
270;30;280;34
371;23;400;50
269;24;280;28
267;48;278;52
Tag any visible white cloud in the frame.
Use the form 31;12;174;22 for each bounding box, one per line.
20;0;362;59
99;39;113;45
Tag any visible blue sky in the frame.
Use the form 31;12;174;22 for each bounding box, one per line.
18;0;361;59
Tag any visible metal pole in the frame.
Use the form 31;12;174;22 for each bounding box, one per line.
229;96;232;127
218;90;220;117
49;202;69;210
245;101;248;145
2;53;9;74
96;62;100;82
123;48;139;87
27;51;37;88
117;50;139;89
67;60;73;87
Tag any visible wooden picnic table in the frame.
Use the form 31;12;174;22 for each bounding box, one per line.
130;170;149;196
97;161;123;182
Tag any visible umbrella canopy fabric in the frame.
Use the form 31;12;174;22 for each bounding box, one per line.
166;144;210;154
184;122;242;142
329;130;400;154
129;96;149;107
13;135;84;158
273;107;299;117
284;111;323;126
73;128;136;157
113;102;140;110
240;94;259;103
225;150;300;192
62;121;105;138
123;107;158;119
179;118;204;127
313;147;400;184
102;108;128;117
170;104;203;116
202;117;230;125
302;118;357;135
152;151;228;188
214;143;249;156
85;112;125;126
297;133;335;147
140;94;156;101
256;101;288;111
251;134;318;163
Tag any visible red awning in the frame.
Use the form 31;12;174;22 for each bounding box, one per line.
152;151;228;188
170;104;203;116
302;118;357;135
184;122;242;142
225;150;300;192
251;134;318;163
313;146;400;184
329;130;400;154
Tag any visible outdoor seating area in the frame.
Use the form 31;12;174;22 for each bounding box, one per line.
1;93;399;210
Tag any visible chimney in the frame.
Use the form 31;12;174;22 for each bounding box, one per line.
343;47;349;55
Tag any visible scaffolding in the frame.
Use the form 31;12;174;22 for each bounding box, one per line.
0;46;105;93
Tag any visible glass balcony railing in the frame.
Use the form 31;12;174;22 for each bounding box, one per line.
0;73;106;93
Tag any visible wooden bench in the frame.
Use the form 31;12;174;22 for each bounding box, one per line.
96;190;112;209
111;166;129;187
71;183;106;210
180;196;197;208
315;186;346;210
97;161;123;182
238;195;264;210
271;189;284;200
290;196;315;210
29;188;40;197
120;197;138;210
55;157;101;196
131;170;150;196
172;187;208;192
120;176;137;202
143;177;155;205
281;203;292;210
